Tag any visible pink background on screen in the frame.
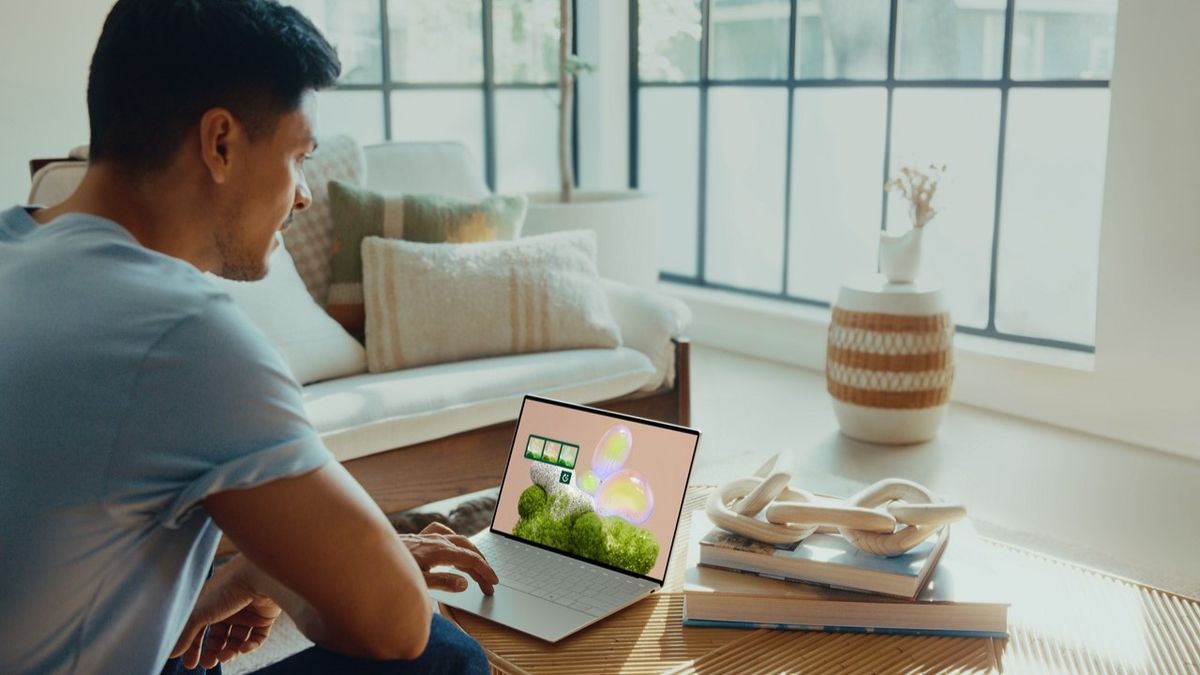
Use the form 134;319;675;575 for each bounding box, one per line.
492;399;698;580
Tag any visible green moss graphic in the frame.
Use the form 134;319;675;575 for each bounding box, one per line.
512;484;659;575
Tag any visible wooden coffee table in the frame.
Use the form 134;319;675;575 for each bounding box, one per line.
442;487;1200;674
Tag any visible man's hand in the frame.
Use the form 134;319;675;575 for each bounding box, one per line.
400;522;499;595
170;557;281;670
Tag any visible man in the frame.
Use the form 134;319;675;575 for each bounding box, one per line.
0;1;497;673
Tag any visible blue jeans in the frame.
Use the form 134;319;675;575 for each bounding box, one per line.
161;614;488;675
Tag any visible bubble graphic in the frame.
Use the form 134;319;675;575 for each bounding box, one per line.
592;425;633;479
578;470;601;495
594;469;655;524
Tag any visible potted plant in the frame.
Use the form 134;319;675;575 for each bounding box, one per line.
520;0;660;288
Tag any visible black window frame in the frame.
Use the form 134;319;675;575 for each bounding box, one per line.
320;0;579;192
629;0;1112;354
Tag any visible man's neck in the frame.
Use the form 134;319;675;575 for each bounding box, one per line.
33;163;219;272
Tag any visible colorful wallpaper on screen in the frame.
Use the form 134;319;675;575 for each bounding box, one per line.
494;401;695;580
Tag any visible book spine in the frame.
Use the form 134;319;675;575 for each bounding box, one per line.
697;561;914;600
681;617;1008;639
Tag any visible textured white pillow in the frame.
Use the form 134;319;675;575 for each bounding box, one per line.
207;238;368;385
362;230;622;372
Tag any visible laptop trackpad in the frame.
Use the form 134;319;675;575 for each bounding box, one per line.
431;582;594;641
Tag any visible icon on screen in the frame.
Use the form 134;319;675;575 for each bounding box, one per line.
524;436;546;460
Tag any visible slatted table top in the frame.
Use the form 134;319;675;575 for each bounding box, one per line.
443;486;1200;674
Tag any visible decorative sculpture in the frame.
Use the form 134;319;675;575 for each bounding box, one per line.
705;454;967;557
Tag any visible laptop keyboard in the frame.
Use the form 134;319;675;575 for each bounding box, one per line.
477;534;651;617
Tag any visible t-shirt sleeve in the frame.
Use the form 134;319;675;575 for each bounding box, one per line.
106;295;333;528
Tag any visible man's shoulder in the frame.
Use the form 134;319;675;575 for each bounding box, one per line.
6;209;225;316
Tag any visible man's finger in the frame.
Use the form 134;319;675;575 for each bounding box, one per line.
425;571;469;592
182;630;205;670
201;622;232;669
421;521;456;536
427;549;498;595
446;533;485;558
169;621;204;659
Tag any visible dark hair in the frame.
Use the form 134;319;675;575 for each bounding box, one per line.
87;0;340;171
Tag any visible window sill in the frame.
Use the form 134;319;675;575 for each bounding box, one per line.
659;280;1095;373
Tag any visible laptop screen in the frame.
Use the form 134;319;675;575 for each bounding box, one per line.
491;396;700;583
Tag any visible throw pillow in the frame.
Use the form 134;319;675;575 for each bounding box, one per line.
361;231;621;372
207;237;368;385
326;180;527;334
280;135;366;305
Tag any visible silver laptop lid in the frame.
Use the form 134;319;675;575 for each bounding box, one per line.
489;395;701;586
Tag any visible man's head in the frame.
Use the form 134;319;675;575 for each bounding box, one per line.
87;0;340;280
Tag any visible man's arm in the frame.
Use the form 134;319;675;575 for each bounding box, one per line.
203;461;432;660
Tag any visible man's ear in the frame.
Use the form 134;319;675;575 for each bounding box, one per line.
198;108;239;185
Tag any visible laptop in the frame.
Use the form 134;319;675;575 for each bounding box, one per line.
431;395;700;642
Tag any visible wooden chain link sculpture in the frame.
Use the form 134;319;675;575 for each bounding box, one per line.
705;454;968;557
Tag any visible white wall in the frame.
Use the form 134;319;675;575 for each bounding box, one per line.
653;1;1200;460
0;0;114;206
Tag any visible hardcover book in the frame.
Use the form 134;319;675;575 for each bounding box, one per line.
698;512;948;599
684;512;1009;637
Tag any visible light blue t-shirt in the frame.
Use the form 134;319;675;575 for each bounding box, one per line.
0;206;333;674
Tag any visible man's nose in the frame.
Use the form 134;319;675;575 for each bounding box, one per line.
294;175;313;213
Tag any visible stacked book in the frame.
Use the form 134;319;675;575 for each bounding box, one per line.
683;509;1009;637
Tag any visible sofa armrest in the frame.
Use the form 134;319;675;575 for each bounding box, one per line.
601;279;692;390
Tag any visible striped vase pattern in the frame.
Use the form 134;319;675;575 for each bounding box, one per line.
826;308;955;411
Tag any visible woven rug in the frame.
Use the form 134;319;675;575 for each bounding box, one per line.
223;489;498;675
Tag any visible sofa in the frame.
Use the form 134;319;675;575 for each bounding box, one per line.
27;141;692;515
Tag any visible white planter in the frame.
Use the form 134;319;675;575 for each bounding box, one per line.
522;191;659;288
826;274;955;445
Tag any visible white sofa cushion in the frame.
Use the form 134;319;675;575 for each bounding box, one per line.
304;347;656;462
600;279;692;390
364;142;489;200
206;238;367;385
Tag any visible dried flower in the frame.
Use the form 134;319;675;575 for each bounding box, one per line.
885;163;946;229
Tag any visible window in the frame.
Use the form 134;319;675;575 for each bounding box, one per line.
633;0;1117;351
287;0;575;193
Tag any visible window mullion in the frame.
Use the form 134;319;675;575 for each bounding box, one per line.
481;0;497;191
781;0;798;295
986;0;1018;332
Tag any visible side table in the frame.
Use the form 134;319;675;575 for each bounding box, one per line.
442;486;1200;674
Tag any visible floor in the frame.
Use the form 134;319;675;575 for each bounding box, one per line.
687;344;1200;598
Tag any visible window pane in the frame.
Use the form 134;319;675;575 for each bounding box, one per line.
896;0;1005;80
705;88;788;292
638;0;702;82
639;88;701;277
709;0;791;80
315;90;385;146
1012;0;1118;80
494;0;560;84
787;88;887;302
495;89;559;193
388;0;483;83
888;89;1000;328
795;0;890;80
287;0;381;84
389;90;486;177
996;90;1109;344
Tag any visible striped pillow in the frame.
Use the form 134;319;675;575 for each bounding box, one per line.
361;231;621;372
